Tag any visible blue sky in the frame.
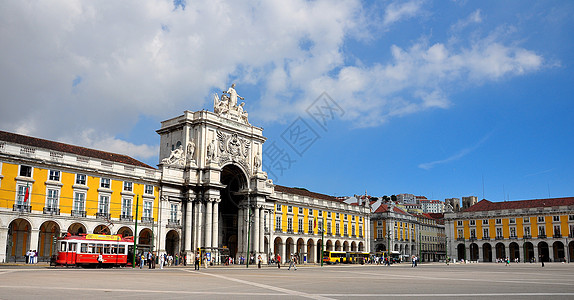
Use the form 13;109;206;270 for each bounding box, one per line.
1;1;573;202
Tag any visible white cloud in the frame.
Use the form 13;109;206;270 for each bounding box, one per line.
0;0;548;162
383;1;424;27
418;132;493;170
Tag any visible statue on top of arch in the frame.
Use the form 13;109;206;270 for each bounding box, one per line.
214;83;250;125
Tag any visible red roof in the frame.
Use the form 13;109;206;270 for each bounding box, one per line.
374;204;410;216
0;130;155;169
274;185;343;202
463;197;574;212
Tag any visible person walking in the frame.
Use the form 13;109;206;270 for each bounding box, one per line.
159;253;165;269
194;254;200;270
540;254;545;267
288;254;297;271
97;252;103;269
258;255;262;269
276;254;281;269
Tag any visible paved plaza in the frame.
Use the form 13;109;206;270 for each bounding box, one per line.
0;263;573;299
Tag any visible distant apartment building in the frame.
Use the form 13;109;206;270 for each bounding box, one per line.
396;194;416;204
420;200;444;213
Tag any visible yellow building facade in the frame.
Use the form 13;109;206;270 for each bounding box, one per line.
0;131;160;263
445;198;574;262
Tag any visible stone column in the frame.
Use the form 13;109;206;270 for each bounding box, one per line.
0;227;8;263
204;199;213;250
302;241;307;263
196;200;204;250
253;205;259;255
280;239;286;264
185;197;193;253
237;206;245;257
29;229;40;255
259;207;265;254
192;199;199;251
212;199;219;249
478;243;483;262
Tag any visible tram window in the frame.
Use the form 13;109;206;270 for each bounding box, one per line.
96;244;103;254
70;243;77;252
60;242;67;252
89;243;96;254
118;245;125;254
81;243;88;253
104;244;111;254
111;245;118;254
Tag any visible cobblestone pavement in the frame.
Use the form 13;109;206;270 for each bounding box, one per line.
1;262;573;299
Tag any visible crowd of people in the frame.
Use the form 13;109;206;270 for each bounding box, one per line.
25;250;38;264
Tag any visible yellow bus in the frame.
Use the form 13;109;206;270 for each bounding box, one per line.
323;251;370;264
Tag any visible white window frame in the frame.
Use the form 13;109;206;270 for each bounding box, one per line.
143;200;153;218
19;165;33;178
100;178;111;189
276;204;282;212
46;188;59;209
48;170;61;182
144;185;154;195
170;203;178;222
275;216;282;230
98;195;110;215
123;181;133;192
73;192;86;212
121;197;132;217
75;174;87;185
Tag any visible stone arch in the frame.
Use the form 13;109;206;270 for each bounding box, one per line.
67;222;86;235
399;244;404;254
569;241;574;262
316;239;323;261
220;164;249;258
376;243;386;253
264;237;269;257
509;242;520;261
305;239;315;263
335;240;341;251
38;221;60;260
457;243;465;261
165;230;180;256
117;226;133;237
343;241;349;252
411;245;416;255
138;228;153;252
394;244;399;252
351;241;357;252
296;238;305;261
524;242;535;262
553;241;565;262
273;237;283;262
482;243;492;262
537;241;549;262
326;240;333;251
93;224;111;235
285;237;295;256
495;242;506;260
358;242;364;252
469;243;479;261
404;245;410;256
7;218;32;262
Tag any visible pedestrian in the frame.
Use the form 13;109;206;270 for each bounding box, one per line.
159;253;165;269
203;254;208;269
258;255;262;269
97;252;103;269
139;253;145;269
276;254;281;269
148;252;153;269
411;255;415;267
540;254;544;267
195;254;200;270
288;254;297;271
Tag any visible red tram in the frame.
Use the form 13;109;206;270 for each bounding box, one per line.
55;233;134;267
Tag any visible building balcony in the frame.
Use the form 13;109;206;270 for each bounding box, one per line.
71;210;86;218
553;233;562;238
352;234;357;238
287;229;294;234
120;214;133;222
264;227;270;234
359;234;363;238
141;217;154;224
523;235;532;239
495;236;504;240
569;233;574;238
43;207;60;215
481;236;490;241
275;228;283;233
469;237;477;242
13;204;31;213
509;236;518;240
167;219;181;228
456;237;465;241
538;234;547;239
95;212;110;220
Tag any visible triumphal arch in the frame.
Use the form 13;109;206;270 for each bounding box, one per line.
156;85;273;263
155;84;370;264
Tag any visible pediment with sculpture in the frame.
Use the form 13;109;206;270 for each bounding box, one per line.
214;83;250;125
